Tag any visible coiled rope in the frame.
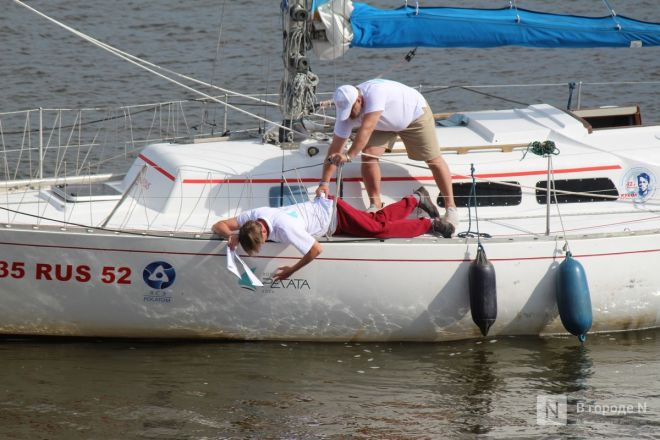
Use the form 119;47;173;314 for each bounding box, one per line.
522;140;560;159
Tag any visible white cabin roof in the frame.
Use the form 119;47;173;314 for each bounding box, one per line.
438;104;589;146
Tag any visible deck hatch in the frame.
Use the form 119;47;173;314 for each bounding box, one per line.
268;184;309;207
535;178;618;204
51;183;123;203
439;181;522;207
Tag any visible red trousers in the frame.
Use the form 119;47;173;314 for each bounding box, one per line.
334;196;431;238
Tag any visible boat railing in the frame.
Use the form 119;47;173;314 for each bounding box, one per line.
0;99;213;187
0;80;657;189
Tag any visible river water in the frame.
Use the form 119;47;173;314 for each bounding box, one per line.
1;0;660;438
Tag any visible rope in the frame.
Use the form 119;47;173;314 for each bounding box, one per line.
12;0;308;139
549;156;571;253
522;140;560;160
509;0;521;23
458;164;492;240
601;0;623;30
417;84;530;106
456;87;530;106
521;139;571;246
280;71;319;122
280;3;318;124
376;47;418;79
0;203;215;240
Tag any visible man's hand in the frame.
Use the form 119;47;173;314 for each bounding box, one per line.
315;182;329;198
271;241;322;281
327;152;351;166
272;265;295;281
212;218;240;247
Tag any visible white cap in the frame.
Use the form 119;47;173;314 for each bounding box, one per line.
333;85;358;121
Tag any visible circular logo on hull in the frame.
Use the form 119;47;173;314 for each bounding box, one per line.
143;261;176;289
622;168;655;203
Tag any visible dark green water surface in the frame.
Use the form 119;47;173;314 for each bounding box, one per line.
1;330;658;438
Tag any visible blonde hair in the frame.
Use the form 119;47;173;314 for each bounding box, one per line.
238;220;264;255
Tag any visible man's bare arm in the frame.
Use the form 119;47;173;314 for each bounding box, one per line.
212;218;240;249
272;241;323;281
317;135;348;196
328;111;383;165
346;110;382;159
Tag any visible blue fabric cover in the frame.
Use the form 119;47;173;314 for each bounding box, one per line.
350;4;660;48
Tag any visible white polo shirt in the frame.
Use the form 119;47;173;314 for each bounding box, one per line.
236;197;333;255
333;79;427;139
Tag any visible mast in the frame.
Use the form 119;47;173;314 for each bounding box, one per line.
279;0;318;142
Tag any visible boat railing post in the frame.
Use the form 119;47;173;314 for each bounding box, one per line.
223;93;228;134
326;163;344;239
577;81;583;110
39;107;44;180
62;161;67;229
545;155;551;236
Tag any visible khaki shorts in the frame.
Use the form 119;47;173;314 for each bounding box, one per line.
366;107;440;161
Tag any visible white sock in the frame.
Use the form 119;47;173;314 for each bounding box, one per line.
445;207;459;226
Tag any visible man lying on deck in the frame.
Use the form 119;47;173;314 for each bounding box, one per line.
212;187;454;281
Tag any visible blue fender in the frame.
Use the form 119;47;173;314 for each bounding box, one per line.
556;252;592;342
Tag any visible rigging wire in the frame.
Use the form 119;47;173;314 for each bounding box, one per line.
416;84;530;106
601;0;623;30
11;0;307;138
208;0;228;131
376;47;419;79
454;87;530;106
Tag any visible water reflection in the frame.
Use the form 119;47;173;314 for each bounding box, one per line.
455;347;500;436
532;340;594;396
0;331;658;439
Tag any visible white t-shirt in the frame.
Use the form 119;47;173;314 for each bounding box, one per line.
236;197;333;255
333;79;427;139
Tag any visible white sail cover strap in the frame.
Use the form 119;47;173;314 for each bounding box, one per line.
312;0;354;60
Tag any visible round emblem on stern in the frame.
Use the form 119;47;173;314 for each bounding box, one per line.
143;261;176;289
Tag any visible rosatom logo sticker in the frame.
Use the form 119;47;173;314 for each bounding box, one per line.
622;167;655;203
143;261;176;289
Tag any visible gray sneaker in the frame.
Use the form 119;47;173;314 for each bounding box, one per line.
414;186;440;218
429;217;455;238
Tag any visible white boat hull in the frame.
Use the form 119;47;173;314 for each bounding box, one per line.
1;226;658;341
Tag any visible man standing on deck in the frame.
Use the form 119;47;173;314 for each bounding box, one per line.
317;79;458;234
212;187;452;281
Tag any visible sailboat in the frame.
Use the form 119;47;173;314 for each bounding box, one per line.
1;0;660;341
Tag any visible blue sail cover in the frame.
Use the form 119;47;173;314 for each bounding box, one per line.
349;4;660;48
